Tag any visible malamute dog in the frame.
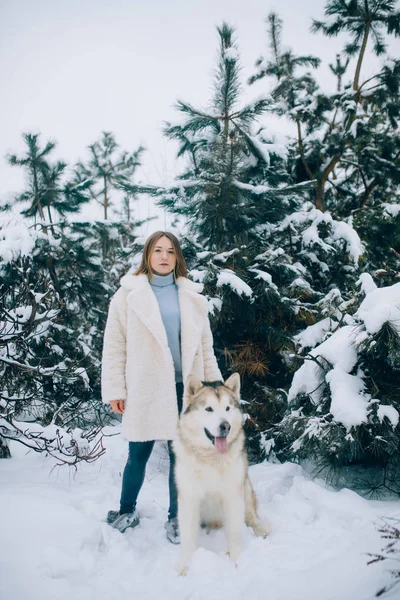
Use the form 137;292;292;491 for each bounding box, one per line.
173;373;271;575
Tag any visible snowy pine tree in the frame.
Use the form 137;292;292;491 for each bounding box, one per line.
277;273;400;496
154;23;362;459
7;133;90;227
250;2;400;215
246;1;400;489
74;131;145;221
0;133;145;462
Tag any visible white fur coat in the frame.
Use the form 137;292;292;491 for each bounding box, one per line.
101;274;222;441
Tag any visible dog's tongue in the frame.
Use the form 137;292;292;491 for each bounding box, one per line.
215;436;228;454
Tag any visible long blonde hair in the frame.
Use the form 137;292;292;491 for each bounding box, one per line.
134;231;188;280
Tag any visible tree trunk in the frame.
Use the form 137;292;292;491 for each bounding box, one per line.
353;22;370;92
102;178;109;257
296;119;314;180
104;177;108;220
47;205;54;235
0;436;11;459
46;257;61;295
223;111;229;145
33;165;47;230
359;180;377;210
315;182;325;212
316;155;341;212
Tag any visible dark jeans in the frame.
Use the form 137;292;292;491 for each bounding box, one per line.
119;382;183;521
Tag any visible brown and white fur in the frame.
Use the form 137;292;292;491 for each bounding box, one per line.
173;373;271;576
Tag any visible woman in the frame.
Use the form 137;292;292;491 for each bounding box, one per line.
101;231;222;543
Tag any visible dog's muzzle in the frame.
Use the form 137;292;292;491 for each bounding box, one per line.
204;421;231;454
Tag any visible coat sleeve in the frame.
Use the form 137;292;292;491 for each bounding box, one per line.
201;312;223;382
101;290;128;404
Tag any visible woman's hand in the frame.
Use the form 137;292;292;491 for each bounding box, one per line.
110;399;125;414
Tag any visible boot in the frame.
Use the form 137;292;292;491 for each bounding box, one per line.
107;509;139;533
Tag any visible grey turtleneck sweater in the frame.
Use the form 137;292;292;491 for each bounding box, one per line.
149;272;182;383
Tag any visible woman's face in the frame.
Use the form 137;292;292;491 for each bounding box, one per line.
150;236;177;276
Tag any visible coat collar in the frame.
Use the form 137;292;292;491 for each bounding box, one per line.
120;273;207;381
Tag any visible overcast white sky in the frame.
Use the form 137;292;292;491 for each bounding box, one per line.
1;0;397;230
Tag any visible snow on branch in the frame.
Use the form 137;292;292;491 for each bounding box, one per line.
0;418;108;468
216;269;253;298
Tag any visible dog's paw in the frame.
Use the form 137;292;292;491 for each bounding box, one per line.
253;521;272;538
176;563;188;577
225;551;239;568
177;568;188;577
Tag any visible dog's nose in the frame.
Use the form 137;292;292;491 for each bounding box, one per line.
219;421;231;436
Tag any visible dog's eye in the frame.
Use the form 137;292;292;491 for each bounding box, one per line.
205;407;213;412
226;406;230;411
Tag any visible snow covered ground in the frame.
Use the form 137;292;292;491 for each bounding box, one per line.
1;430;399;600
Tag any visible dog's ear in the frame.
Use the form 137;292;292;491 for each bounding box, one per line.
224;372;241;400
184;374;203;403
